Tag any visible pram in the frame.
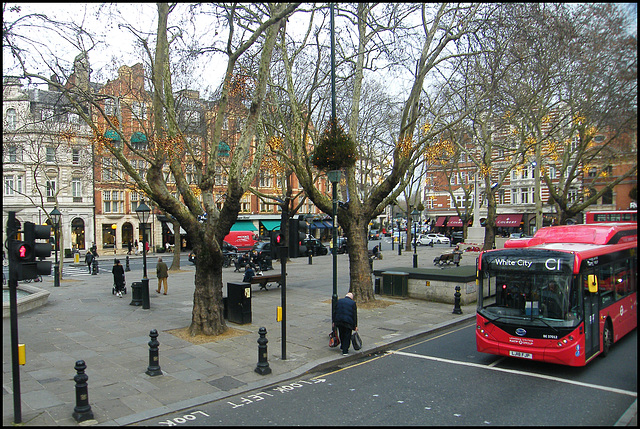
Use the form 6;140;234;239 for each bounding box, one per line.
112;282;127;295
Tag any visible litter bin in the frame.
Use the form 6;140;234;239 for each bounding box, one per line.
381;271;408;297
226;282;251;324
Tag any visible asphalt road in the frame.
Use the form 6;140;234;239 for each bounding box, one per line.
137;320;637;426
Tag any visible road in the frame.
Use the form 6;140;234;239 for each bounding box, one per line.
138;320;637;426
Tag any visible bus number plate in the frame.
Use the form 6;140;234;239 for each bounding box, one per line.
509;351;533;359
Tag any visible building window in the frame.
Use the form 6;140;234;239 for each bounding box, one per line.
6;108;17;130
46;180;56;197
498;189;505;205
520;187;530;204
46;146;56;163
41;109;54;121
511;188;518;205
102;157;121;181
4;174;23;195
103;190;123;213
588;167;597;178
602;188;613;205
105;98;116;115
72;148;80;164
5;145;18;163
259;171;272;188
131;191;141;212
131;101;146;120
548;165;556;179
72;178;82;198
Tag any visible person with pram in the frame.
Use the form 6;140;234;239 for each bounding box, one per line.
112;259;125;297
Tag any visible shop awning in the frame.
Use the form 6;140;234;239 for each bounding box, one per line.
311;221;327;229
447;216;463;227
495;214;523;227
323;220;333;228
230;220;257;231
435;216;447;227
261;220;281;231
166;223;186;235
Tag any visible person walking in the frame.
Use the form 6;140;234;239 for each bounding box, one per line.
127;241;132;255
85;248;94;273
112;259;125;297
156;257;169;295
333;292;358;356
134;240;139;255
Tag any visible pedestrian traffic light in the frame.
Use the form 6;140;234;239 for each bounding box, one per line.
16;221;53;280
270;229;285;259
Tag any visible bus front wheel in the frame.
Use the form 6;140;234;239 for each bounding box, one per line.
601;321;613;357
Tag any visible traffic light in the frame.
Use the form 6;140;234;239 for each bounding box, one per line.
270;229;285;259
288;216;307;258
16;221;52;280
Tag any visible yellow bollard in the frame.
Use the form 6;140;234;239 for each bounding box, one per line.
18;344;26;365
276;306;282;322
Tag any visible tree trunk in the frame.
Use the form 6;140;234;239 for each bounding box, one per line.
169;217;181;271
189;248;226;336
345;222;375;303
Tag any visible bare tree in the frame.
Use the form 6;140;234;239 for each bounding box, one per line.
5;3;300;336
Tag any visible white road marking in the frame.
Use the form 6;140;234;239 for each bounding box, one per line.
390;350;637;398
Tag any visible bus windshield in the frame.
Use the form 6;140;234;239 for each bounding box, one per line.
478;271;581;328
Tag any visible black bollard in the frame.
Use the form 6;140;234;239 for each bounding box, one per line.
125;256;130;272
72;360;94;422
91;259;98;275
452;285;462;314
255;327;271;375
308;253;313;265
145;329;163;376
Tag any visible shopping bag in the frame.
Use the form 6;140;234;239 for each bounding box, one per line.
351;331;362;350
329;326;340;348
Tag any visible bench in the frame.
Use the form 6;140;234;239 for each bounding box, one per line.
433;251;462;267
247;273;282;291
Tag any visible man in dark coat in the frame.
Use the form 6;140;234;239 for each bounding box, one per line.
333;292;358;355
243;264;256;283
112;259;125;297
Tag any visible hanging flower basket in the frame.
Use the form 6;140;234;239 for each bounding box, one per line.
311;118;357;172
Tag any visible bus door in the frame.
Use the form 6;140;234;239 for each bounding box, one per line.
583;274;600;359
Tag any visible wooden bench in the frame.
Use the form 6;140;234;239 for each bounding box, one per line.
247;273;282;291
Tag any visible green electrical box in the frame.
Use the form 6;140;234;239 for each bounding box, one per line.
381;271;408;297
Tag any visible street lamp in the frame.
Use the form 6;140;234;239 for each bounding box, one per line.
50;207;61;287
327;170;342;322
411;209;420;268
136;201;151;309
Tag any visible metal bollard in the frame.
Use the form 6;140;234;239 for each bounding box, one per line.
72;360;94;422
308;253;313;265
452;285;462;314
255;327;271;375
145;329;163;376
91;259;98;275
125;256;130;272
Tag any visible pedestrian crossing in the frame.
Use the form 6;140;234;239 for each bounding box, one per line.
61;265;105;277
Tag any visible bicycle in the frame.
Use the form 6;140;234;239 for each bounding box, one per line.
22;274;43;283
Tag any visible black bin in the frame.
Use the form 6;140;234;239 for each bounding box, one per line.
226;282;252;324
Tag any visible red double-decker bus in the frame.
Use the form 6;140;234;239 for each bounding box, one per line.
476;223;637;366
585;210;637;224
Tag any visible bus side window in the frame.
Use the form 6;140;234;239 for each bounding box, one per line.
598;264;615;306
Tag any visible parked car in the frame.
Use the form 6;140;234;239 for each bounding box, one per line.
188;241;238;267
416;234;434;246
301;237;328;256
368;229;380;240
509;232;528;238
426;233;450;244
251;241;272;260
450;231;464;245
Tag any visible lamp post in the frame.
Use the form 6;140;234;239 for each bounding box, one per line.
50;208;61;287
411;209;420;268
136;202;151;309
327;170;342;322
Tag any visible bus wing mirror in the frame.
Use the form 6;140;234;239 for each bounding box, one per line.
587;274;598;293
